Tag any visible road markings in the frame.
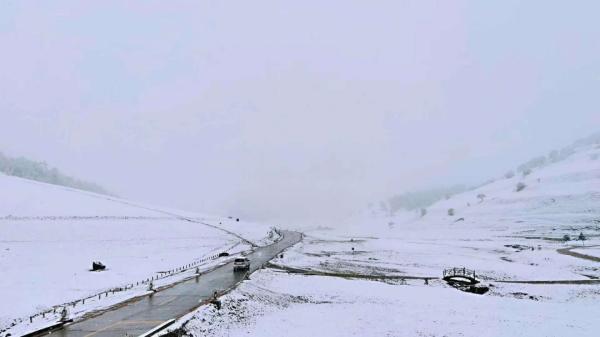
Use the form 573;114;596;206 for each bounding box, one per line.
137;319;176;337
52;232;301;337
83;320;165;337
122;320;164;325
83;321;123;337
157;296;179;306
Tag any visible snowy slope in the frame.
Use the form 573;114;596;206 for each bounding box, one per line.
0;174;163;217
0;173;275;334
405;142;600;237
162;141;600;337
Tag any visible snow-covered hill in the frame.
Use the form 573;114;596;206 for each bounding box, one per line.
0;174;157;217
398;140;600;236
0;173;276;335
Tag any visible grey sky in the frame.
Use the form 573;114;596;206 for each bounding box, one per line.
1;1;599;224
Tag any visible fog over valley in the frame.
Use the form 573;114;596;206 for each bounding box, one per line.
2;1;599;225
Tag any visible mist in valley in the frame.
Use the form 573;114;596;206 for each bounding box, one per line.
1;1;599;225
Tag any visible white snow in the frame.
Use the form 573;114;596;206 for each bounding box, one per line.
0;173;275;336
170;269;599;337
163;142;600;336
3;141;600;336
572;247;600;258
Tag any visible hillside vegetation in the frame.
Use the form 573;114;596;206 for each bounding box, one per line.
383;132;600;217
0;152;110;195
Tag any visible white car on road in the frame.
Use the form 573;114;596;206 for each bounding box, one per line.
233;257;250;272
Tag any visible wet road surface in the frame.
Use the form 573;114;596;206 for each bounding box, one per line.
38;231;301;337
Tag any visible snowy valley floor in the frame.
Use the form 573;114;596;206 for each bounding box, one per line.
163;230;600;337
169;270;599;337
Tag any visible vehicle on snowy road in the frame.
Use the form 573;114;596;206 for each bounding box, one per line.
233;257;250;272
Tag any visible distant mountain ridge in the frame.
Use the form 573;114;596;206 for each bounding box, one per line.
382;131;600;216
0;152;110;195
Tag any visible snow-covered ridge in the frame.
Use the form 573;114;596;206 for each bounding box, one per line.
359;140;600;237
375;133;600;221
412;142;600;230
0;173;163;217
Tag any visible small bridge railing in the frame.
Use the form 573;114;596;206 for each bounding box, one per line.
443;267;477;280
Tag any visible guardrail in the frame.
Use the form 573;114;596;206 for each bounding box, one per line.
5;240;246;336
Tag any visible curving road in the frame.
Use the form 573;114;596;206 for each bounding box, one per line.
32;231;302;337
557;245;600;263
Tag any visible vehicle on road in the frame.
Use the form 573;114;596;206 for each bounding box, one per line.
233;257;250;272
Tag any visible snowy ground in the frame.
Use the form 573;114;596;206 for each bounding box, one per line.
160;226;600;337
1;218;233;320
3;141;600;336
0;174;277;336
278;229;600;281
572;247;600;258
161;142;600;336
166;269;599;337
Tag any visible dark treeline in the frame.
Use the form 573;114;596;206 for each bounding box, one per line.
0;152;111;195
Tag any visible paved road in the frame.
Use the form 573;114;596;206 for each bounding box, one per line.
496;279;600;285
35;231;302;337
266;262;437;282
557;245;600;263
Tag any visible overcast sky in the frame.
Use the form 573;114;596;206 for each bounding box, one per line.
1;1;599;224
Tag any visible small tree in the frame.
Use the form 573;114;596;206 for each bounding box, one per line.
420;208;427;217
504;170;515;179
477;193;486;203
578;232;586;246
448;208;455;216
563;234;570;242
522;168;532;177
516;182;527;192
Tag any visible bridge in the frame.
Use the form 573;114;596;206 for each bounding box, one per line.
443;267;479;284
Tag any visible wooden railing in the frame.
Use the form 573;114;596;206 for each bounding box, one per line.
443;267;477;280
